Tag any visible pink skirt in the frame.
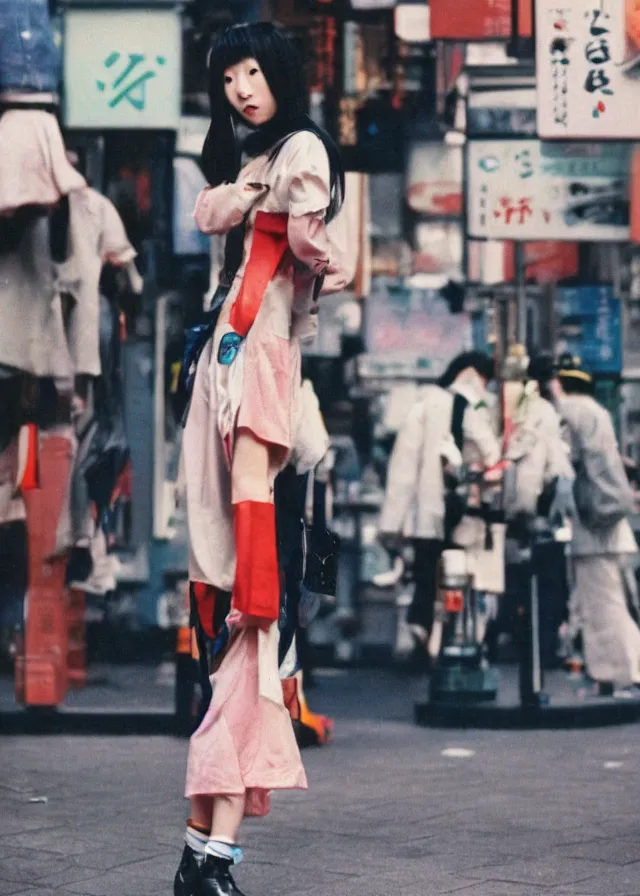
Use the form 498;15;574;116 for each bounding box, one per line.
185;627;307;817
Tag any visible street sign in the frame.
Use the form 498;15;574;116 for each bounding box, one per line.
467;139;631;241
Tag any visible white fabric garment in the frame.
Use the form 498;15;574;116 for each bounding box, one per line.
56;187;137;377
560;394;638;558
0;213;73;379
290;379;330;476
257;622;284;704
0;184;135;378
573;555;640;686
0;110;86;215
379;377;500;541
503;384;574;519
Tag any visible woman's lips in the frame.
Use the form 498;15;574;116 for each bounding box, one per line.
244;105;258;116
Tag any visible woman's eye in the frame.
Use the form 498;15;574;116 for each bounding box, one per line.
249;68;259;75
224;75;233;84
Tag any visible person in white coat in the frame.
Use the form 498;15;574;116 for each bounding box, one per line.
378;351;501;663
501;353;576;668
556;357;640;692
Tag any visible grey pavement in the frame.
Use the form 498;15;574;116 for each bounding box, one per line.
1;667;640;896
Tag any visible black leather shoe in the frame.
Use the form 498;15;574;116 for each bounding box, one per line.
200;855;246;896
174;844;202;896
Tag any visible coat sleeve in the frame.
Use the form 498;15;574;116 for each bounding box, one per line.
98;193;137;265
284;133;348;289
543;406;575;484
463;404;501;468
379;403;424;535
193;182;268;235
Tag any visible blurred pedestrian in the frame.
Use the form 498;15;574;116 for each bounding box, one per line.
378;351;501;669
557;355;640;693
502;352;576;668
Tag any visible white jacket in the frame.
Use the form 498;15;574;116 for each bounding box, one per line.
503;385;574;519
379;377;500;540
560;394;637;557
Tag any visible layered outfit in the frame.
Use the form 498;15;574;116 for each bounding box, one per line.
183;131;345;815
560;394;640;686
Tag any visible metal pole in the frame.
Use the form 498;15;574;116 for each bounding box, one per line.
515;241;527;346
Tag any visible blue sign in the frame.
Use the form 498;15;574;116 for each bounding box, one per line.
556;285;621;374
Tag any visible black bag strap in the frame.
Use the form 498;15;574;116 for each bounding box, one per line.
451;392;468;453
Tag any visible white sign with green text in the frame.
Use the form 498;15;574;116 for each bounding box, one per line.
64;9;181;129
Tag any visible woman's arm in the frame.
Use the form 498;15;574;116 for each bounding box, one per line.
193;182;268;235
285;133;347;291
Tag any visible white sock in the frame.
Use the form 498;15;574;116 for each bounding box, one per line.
185;826;208;857
205;838;244;864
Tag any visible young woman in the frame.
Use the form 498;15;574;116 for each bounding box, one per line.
175;22;345;896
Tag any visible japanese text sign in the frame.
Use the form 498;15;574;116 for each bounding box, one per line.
537;0;640;138
467;140;631;241
556;285;622;373
64;9;181;129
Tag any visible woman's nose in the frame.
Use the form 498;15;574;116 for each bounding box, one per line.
236;75;251;99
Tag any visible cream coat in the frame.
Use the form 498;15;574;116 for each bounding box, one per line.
379;376;501;541
503;386;574;519
560;394;637;558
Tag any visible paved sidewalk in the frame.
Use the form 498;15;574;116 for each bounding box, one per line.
1;668;640;896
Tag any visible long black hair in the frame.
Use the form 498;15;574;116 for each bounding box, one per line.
201;22;344;223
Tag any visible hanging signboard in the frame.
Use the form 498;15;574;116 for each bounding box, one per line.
64;9;181;129
467;140;631;241
406;143;463;216
429;0;511;39
537;0;640;139
556;285;622;374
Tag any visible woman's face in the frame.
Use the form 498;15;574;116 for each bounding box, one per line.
223;57;277;126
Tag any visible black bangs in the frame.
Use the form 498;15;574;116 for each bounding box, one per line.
208;23;307;119
209;23;263;78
